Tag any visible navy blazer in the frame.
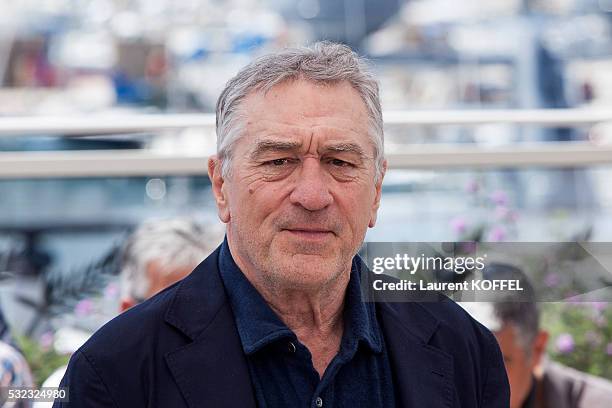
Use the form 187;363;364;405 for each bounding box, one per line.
54;246;509;407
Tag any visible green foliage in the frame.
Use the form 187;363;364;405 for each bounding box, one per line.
541;302;612;380
15;335;70;388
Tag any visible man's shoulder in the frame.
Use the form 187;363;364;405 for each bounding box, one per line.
376;285;504;387
368;270;496;349
78;246;225;365
381;293;496;346
374;282;509;406
422;296;492;336
79;279;183;359
56;282;187;408
544;360;612;407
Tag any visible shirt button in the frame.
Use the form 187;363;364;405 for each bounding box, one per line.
288;341;296;353
315;397;323;407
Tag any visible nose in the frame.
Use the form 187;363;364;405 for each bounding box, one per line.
289;157;333;211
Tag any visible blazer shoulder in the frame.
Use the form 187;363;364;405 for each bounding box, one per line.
417;297;502;360
544;360;612;407
79;245;224;359
79;279;183;359
421;297;491;336
369;270;497;349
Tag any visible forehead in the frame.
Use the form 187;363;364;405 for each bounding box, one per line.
240;79;370;143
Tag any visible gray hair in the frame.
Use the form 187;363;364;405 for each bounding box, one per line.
120;218;222;301
215;41;385;181
484;264;540;356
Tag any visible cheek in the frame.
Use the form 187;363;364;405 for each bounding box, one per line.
336;184;376;227
229;174;291;220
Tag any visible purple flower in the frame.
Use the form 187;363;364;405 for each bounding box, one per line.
75;299;94;317
39;331;54;351
594;314;607;328
490;190;509;206
465;179;480;194
556;333;575;354
495;206;510;220
457;241;477;254
487;226;506;242
589;302;608;313
450;217;468;235
104;282;119;299
544;273;561;288
606;343;612;356
508;210;519;222
585;331;601;346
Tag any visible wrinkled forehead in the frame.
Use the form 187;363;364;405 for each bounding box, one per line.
244;80;369;130
238;79;372;151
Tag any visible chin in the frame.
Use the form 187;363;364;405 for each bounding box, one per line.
275;256;345;287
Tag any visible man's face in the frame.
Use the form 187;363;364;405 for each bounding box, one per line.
120;260;193;312
495;324;546;408
211;79;385;291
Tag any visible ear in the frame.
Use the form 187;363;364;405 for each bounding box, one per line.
369;159;387;228
530;330;549;370
208;155;231;223
120;298;136;313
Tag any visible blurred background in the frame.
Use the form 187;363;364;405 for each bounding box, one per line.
0;0;611;397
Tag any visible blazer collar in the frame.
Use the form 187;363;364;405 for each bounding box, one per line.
164;245;226;340
163;245;257;408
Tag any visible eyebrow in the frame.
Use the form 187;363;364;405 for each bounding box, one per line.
250;139;303;159
249;139;370;161
321;142;367;158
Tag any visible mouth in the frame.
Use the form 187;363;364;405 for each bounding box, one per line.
282;228;335;240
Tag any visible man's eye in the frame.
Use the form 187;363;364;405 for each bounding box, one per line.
269;158;290;166
330;159;352;167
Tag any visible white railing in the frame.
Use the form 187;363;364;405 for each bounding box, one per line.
1;109;612;178
2;109;612;136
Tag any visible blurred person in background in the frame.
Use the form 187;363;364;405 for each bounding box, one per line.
118;217;223;312
461;263;612;408
0;340;34;408
33;218;221;408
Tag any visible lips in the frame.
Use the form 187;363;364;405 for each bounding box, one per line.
282;228;335;240
285;227;333;233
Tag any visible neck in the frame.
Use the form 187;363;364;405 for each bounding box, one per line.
227;237;351;376
255;271;350;378
261;271;349;334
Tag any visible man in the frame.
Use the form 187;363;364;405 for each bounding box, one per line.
118;217;223;311
55;42;508;407
461;263;612;408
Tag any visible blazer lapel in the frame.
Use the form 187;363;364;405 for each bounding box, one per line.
163;247;257;408
378;301;454;408
165;302;256;408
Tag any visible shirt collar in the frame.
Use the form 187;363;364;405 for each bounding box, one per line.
218;237;383;355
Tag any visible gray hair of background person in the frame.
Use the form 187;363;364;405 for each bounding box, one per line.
120;218;221;301
215;41;385;182
483;263;540;357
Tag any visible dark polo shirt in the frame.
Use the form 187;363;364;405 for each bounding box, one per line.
218;239;396;408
